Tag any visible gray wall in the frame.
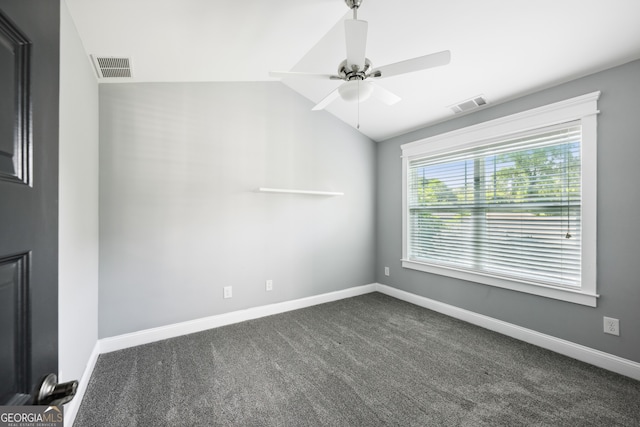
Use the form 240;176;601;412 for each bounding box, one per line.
58;0;99;383
99;82;376;338
377;59;640;363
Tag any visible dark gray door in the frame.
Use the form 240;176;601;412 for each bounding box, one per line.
0;1;60;405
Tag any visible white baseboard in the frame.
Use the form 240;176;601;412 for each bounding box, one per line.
64;342;100;427
98;283;377;354
374;284;640;381
67;281;639;425
66;285;373;426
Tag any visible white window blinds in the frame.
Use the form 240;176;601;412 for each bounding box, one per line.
407;122;582;288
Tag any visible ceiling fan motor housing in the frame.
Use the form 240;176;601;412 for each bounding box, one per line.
339;58;371;79
345;0;363;10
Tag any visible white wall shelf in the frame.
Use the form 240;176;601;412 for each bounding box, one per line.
257;187;344;196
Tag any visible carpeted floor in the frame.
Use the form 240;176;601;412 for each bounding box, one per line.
74;293;640;426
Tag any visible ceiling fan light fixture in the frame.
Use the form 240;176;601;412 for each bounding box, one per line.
269;0;450;114
339;80;374;103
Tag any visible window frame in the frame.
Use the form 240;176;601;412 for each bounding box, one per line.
401;92;600;306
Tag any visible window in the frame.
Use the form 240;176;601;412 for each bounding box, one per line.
401;92;599;306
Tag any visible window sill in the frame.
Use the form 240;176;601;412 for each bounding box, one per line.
401;259;598;307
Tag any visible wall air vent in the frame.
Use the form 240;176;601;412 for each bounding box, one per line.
90;55;133;79
450;95;488;114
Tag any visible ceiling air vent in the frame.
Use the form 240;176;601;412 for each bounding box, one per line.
450;95;488;114
91;55;133;79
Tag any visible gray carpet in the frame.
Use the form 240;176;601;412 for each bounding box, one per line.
73;293;640;426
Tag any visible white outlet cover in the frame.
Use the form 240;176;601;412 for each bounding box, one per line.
603;317;620;336
223;286;232;299
266;280;273;291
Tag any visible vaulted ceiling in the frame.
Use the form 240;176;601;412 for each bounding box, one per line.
65;0;640;141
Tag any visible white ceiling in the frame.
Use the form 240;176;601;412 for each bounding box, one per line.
65;0;640;142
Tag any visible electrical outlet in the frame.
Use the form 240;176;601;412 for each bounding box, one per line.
223;286;232;299
266;280;273;291
603;317;619;336
384;267;390;276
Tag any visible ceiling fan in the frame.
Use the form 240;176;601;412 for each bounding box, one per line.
270;0;451;111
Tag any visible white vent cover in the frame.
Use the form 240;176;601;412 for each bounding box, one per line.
450;95;488;114
91;55;132;79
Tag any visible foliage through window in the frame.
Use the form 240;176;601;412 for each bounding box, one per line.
401;92;599;306
408;123;581;287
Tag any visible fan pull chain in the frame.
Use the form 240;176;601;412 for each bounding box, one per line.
565;143;572;239
357;80;360;129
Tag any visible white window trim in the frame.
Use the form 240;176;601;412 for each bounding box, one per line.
401;92;600;307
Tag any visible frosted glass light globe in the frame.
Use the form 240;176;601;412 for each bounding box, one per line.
338;80;374;103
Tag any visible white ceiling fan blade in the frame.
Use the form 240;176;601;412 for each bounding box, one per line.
312;87;342;111
371;50;451;79
269;71;340;80
369;82;401;105
344;19;368;71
